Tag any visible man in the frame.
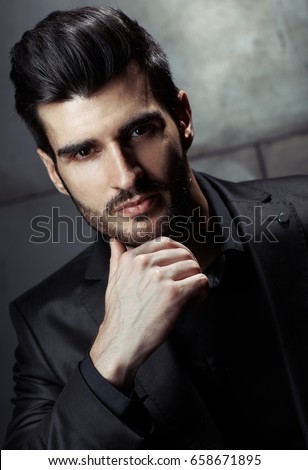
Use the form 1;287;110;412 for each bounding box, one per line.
4;6;308;449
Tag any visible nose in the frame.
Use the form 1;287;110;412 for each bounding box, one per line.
108;143;144;190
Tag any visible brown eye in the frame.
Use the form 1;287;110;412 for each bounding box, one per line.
79;148;90;156
74;147;93;159
131;123;155;137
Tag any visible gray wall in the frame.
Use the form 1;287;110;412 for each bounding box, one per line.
1;0;307;446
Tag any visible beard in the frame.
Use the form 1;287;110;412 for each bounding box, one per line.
60;148;194;247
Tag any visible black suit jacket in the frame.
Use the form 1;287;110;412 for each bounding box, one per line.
4;173;308;449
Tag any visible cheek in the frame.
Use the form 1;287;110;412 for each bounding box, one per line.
139;136;182;180
58;161;110;207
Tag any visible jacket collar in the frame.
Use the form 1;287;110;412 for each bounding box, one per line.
195;171;272;203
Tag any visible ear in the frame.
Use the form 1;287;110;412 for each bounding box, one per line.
37;149;69;196
176;90;194;151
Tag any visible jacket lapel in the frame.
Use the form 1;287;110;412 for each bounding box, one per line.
79;236;110;327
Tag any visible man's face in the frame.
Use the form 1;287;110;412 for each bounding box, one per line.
38;64;194;246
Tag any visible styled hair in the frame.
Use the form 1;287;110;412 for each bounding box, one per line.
10;6;179;159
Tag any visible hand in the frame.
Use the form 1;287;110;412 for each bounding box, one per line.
90;237;208;391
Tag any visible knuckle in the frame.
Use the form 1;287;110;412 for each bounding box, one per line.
176;246;196;261
178;248;191;259
160;236;171;242
181;259;201;274
158;236;175;247
152;267;163;282
190;259;201;271
134;253;148;268
196;273;209;288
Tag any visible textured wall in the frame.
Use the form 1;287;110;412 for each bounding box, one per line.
1;0;308;445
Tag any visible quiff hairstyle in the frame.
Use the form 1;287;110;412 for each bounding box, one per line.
10;6;179;160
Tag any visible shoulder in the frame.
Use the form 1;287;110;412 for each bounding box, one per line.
11;242;96;317
198;171;308;199
238;174;308;200
9;241;106;386
197;171;308;207
236;176;308;236
196;171;308;242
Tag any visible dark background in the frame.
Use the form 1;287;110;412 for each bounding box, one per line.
1;0;308;446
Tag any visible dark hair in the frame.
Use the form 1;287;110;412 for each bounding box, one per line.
10;6;179;159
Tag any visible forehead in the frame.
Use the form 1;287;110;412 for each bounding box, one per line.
37;64;160;147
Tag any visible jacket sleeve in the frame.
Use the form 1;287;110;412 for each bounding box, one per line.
4;301;146;450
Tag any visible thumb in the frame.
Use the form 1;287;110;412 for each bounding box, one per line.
109;238;126;277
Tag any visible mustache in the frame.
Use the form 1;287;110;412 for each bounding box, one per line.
106;178;167;213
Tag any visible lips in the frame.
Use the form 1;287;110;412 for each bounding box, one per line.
112;193;158;217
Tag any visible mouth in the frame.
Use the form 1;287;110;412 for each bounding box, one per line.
112;193;159;217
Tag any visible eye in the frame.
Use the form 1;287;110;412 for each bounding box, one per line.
131;123;156;138
73;146;94;160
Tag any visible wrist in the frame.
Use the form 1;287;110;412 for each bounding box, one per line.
89;349;137;393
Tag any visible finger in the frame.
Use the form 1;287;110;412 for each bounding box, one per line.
175;272;209;301
159;259;202;281
131;236;197;260
109;238;126;278
148;247;197;267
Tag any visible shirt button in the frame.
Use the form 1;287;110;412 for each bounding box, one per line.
278;212;289;224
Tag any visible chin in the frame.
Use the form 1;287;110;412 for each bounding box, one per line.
107;216;173;247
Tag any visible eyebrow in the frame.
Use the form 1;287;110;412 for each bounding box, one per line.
57;139;99;158
56;110;166;158
117;111;166;137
